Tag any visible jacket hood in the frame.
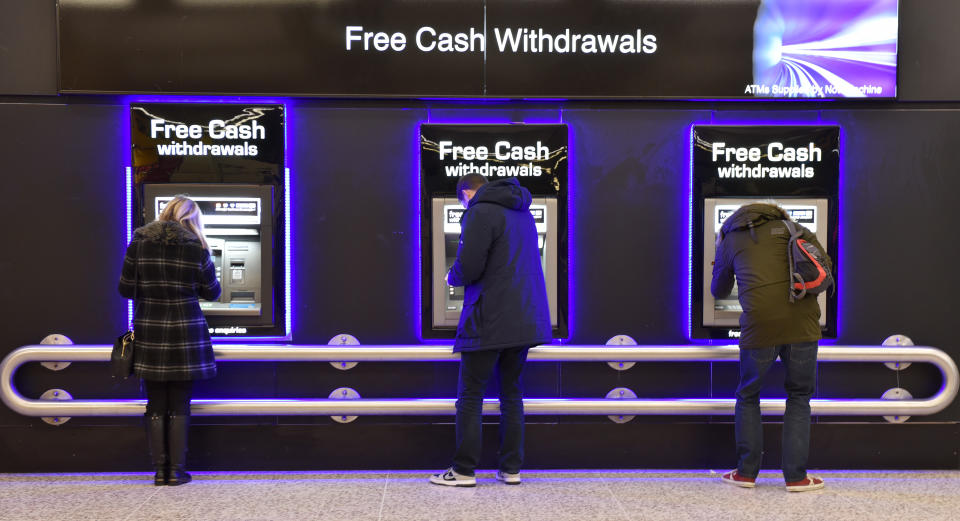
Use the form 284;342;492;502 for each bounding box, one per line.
469;178;532;211
134;220;201;246
720;203;790;237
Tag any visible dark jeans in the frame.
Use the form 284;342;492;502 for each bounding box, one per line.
144;380;194;416
452;347;530;476
735;342;818;483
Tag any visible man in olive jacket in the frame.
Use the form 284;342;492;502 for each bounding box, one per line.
430;174;552;487
712;202;832;492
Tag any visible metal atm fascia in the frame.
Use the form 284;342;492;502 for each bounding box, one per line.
431;196;559;330
702;197;829;328
142;183;275;327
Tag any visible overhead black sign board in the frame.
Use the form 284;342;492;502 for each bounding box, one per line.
59;0;897;99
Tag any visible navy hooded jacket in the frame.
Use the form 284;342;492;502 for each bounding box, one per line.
447;178;552;352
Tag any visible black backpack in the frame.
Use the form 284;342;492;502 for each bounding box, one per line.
783;220;833;302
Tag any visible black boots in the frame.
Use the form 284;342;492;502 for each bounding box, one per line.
166;414;192;486
145;413;192;485
145;414;167;486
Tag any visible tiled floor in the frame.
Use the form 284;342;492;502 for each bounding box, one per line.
1;470;958;521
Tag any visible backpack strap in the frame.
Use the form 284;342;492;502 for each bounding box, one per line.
782;219;802;239
782;220;806;303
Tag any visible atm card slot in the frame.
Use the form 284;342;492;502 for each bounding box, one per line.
230;291;256;302
199;301;262;317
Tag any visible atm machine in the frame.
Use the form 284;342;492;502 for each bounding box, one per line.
690;124;839;340
430;197;559;330
701;198;829;329
419;123;569;339
143;183;275;330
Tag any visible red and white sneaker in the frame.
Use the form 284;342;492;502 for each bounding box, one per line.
720;470;756;488
785;475;825;492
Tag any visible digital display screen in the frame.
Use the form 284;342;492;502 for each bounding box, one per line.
446;208;465;225
715;205;818;233
156;196;261;226
530;208;545;224
751;0;898;99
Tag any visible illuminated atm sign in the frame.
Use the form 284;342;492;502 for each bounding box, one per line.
693;125;839;194
131;103;284;165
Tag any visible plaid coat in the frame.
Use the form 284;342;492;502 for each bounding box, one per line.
118;221;221;381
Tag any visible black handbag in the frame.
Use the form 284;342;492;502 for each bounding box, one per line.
111;330;135;380
111;241;140;380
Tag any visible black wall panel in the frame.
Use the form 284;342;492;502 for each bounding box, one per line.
0;101;127;429
290;107;426;345
1;100;959;469
0;0;57;95
564;109;710;344
898;0;960;101
1;0;960;471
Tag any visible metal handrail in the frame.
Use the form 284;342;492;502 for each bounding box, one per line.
1;344;957;417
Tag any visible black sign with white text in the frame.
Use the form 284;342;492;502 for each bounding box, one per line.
420;124;567;196
693;126;840;197
131;104;284;179
59;0;896;99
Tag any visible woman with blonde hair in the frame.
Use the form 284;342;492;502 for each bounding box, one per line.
118;195;220;485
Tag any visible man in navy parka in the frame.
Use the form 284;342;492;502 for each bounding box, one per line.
430;174;552;487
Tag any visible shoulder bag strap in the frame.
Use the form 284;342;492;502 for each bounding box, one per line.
132;240;141;334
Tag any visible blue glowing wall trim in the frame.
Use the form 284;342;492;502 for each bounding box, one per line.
126;166;133;328
414;122;436;343
687;124;696;341
419;98;511;103
415;125;420;342
835;124;844;341
284;166;293;340
124;95;293;342
560;110;575;342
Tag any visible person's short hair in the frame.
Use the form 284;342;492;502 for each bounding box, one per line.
750;199;791;220
456;174;488;203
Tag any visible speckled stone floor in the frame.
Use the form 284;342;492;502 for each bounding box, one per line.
1;470;957;521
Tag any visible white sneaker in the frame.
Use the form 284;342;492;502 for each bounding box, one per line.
429;468;476;487
496;470;521;485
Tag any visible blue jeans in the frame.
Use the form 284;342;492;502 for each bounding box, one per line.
452;347;529;476
735;342;818;483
